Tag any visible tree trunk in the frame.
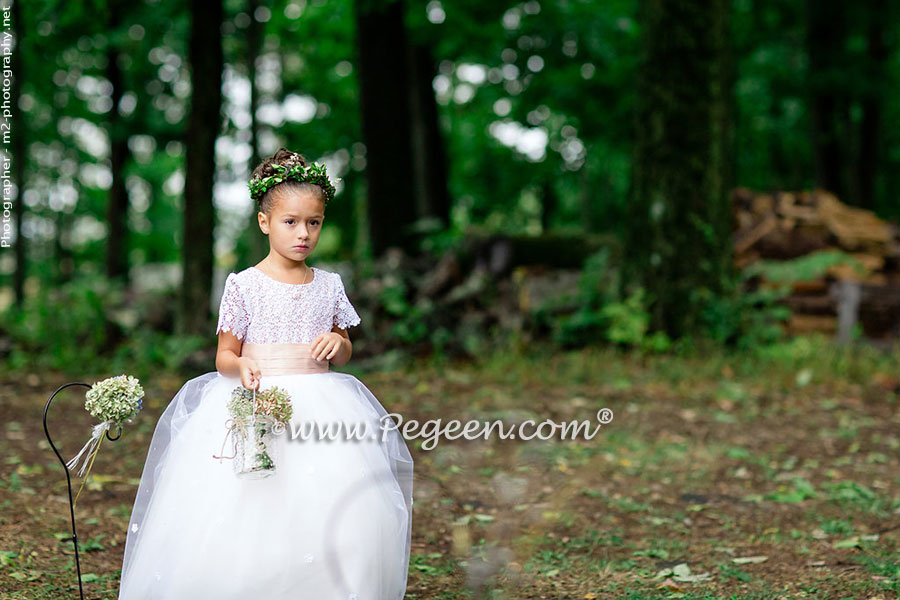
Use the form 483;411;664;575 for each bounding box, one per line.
857;0;887;211
806;0;847;199
408;40;450;228
245;0;268;265
623;0;734;339
179;0;223;336
354;0;418;256
105;0;131;284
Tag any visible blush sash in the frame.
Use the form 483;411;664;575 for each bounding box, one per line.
240;342;330;375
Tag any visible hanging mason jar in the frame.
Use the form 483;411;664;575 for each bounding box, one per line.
213;384;290;479
232;413;280;479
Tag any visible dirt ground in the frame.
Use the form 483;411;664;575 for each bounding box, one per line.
1;344;899;599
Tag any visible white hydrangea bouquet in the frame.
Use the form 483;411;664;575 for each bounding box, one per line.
66;375;144;504
214;385;293;479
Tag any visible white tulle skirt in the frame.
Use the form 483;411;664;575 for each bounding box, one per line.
117;366;414;600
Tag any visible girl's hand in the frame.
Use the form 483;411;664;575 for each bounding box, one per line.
311;332;345;362
238;357;261;390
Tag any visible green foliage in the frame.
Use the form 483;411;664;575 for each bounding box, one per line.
109;329;207;376
600;288;671;352
77;535;106;553
409;552;455;577
823;480;880;512
418;221;467;258
248;160;337;203
695;285;790;350
2;275;125;372
0;274;208;377
819;518;855;536
765;477;817;503
380;276;431;346
551;249;671;352
551;246;864;353
695;270;790;350
10;0;900;367
368;268;473;359
717;562;753;583
699;249;869;349
743;249;864;283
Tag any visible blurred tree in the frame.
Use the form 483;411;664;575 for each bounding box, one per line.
407;35;451;230
354;0;418;256
104;0;133;284
732;1;808;192
179;0;224;336
411;42;450;229
12;0;900;345
416;0;633;237
806;0;849;202
856;0;891;210
243;0;269;265
223;0;366;265
623;0;735;338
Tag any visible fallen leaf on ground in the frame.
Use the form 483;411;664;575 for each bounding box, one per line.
732;555;768;564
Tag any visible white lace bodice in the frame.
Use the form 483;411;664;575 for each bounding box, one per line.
215;266;361;344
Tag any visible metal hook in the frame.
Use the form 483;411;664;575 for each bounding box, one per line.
43;382;125;600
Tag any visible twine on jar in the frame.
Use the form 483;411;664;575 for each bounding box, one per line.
212;384;258;462
212;384;287;464
212;418;241;462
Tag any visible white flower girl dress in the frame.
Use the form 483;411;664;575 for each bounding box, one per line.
117;266;414;600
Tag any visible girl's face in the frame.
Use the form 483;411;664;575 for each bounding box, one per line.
257;190;325;263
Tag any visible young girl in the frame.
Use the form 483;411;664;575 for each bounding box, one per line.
117;148;414;600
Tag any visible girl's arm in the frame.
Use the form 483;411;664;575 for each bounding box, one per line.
216;273;257;387
216;331;260;389
215;331;243;376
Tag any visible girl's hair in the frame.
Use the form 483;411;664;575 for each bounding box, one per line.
250;147;327;214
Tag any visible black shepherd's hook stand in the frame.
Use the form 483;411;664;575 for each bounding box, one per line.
42;382;122;600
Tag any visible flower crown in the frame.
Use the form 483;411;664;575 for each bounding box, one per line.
248;159;340;203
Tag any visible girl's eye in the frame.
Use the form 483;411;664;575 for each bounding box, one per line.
285;219;295;225
311;220;320;226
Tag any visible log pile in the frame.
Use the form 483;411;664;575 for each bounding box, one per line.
731;187;900;338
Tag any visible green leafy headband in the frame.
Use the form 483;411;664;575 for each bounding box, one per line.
248;161;340;203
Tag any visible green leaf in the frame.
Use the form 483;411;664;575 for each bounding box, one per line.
832;537;862;549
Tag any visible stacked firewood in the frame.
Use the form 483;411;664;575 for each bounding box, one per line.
731;187;900;338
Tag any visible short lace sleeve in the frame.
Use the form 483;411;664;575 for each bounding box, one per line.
333;273;361;330
216;273;250;340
